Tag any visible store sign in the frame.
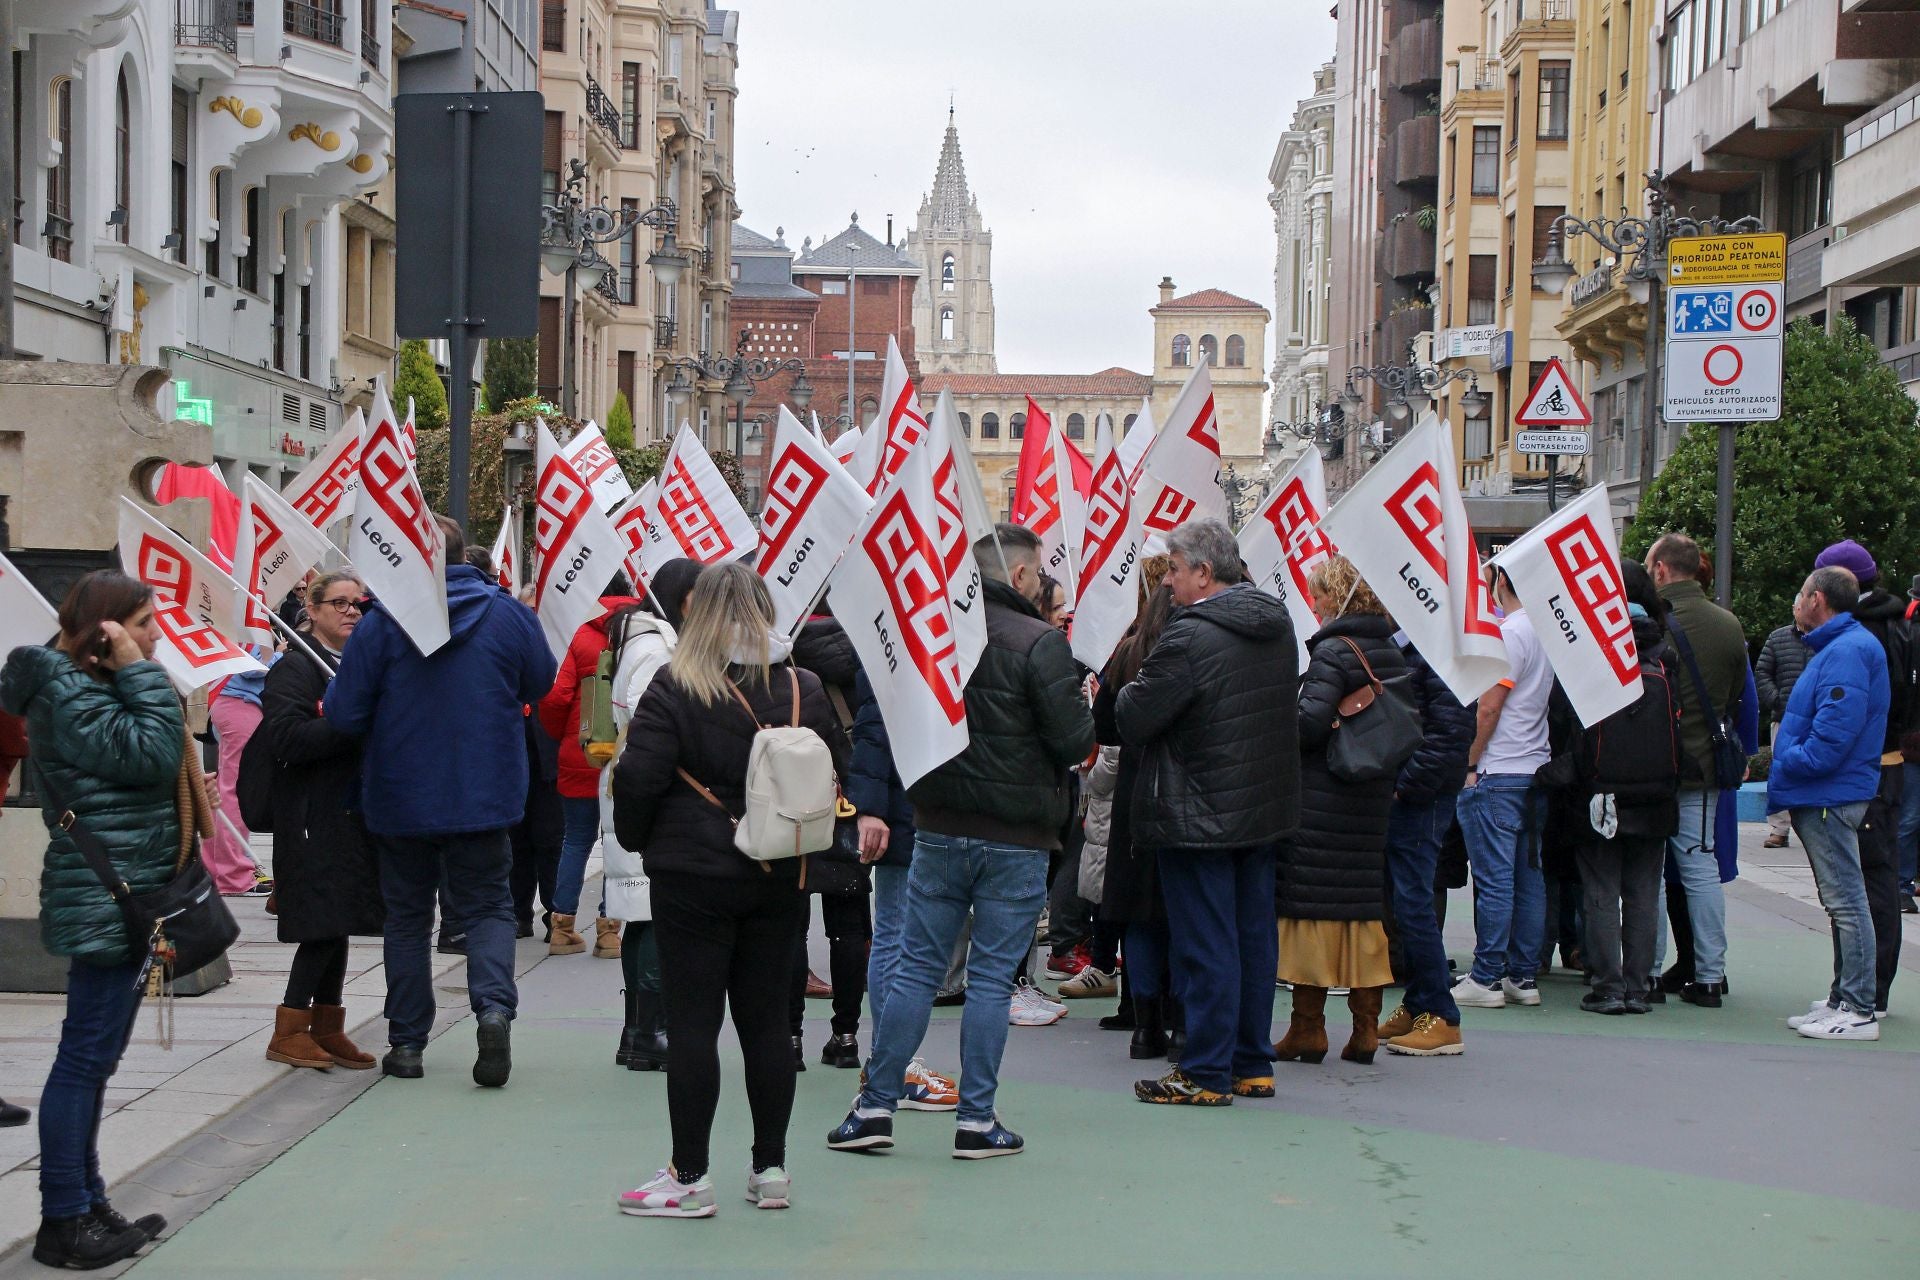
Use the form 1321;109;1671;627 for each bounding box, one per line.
1489;330;1515;372
279;433;308;458
1437;326;1499;360
173;379;214;426
1569;264;1614;308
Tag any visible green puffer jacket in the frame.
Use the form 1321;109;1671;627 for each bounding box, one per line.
0;646;185;965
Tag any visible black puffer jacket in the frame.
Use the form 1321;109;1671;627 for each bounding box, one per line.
793;615;860;707
907;580;1095;852
1395;639;1474;805
612;659;850;881
1281;613;1409;921
1092;676;1157;922
1116;583;1299;851
1853;588;1920;751
1754;623;1807;724
847;670;914;867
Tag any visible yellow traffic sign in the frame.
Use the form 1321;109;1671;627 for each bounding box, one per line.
1666;233;1786;285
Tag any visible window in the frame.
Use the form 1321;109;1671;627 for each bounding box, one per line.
206;170;229;277
239;187;261;294
1123;413;1138;431
541;1;564;52
1537;62;1570;140
1224;334;1246;367
1508;72;1521;148
941;252;955;290
46;78;71;262
538;296;561;399
1066;412;1085;440
705;98;716;138
621;64;640;148
271;262;286;370
821;278;847;295
700;300;711;353
1530;206;1565;288
958;412;972;436
1198;334;1218;365
860;396;878;422
980;412;999;438
618;198;637;303
1504;214;1517;295
1665;3;1693;90
1785;145;1830;238
11;53;22;244
1010;411;1026;440
170;87;189;264
668;33;683;79
114;71;130;244
859;277;887;295
940;308;954;341
1743;0;1781;37
1171;333;1190;367
541;111;563;204
1471;127;1500;195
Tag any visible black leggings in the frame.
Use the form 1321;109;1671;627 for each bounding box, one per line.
284;937;348;1008
789;893;872;1038
651;870;806;1182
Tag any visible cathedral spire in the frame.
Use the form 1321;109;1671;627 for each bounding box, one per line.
930;111;971;234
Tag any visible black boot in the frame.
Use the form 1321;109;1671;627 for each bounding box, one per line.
616;986;643;1068
792;1035;808;1072
33;1214;146;1269
91;1201;166;1242
1166;994;1188;1065
0;1097;28;1127
627;989;668;1072
820;1032;861;1068
1128;994;1167;1059
1101;966;1137;1030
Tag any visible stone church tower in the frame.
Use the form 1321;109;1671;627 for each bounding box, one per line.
907;110;997;375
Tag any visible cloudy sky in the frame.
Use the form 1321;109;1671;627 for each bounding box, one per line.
729;0;1338;379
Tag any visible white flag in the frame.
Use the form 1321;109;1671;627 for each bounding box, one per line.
236;474;337;645
610;479;657;592
490;508;519;593
561;420;635;512
401;395;418;464
1118;398;1156;487
350;386;450;655
532;421;630;658
1319;413;1507;704
1492;484;1641;727
757;407;872;636
0;550;59;658
829;423;864;473
924;394;988;682
283;406;364;531
1012;415;1088;597
1134;364;1228;553
1238;449;1335;670
827;433;970;788
632;425;756;585
865;335;930;496
116;498;265;691
934;390;996;546
1070;415;1144;675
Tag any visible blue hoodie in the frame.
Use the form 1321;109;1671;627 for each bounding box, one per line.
324;563;557;836
1768;612;1889;811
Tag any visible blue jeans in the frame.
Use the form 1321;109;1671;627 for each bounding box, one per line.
1157;845;1278;1093
377;829;519;1048
1792;802;1878;1014
1386;795;1462;1023
554;794;601;916
1124;920;1170;1002
858;833;1047;1124
1899;762;1920;891
39;958;144;1217
1653;788;1727;985
1456;775;1546;985
867;864;908;1037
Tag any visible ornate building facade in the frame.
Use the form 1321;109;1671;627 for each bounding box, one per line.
905;110;996;376
1147;280;1270;476
1269;62;1336;459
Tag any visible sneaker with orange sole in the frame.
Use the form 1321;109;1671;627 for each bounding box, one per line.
902;1057;959;1111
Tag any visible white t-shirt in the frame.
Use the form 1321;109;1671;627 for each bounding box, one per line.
1478;608;1554;776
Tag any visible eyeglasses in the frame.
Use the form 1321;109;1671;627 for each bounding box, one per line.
317;597;364;614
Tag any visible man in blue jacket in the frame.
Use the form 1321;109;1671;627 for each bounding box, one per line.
1770;566;1888;1043
325;517;557;1084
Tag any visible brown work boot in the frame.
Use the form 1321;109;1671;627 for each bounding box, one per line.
1271;985;1328;1064
593;917;622;959
1341;986;1385;1064
1385;1012;1464;1057
1377;1004;1415;1041
309;1004;375;1070
266;1006;333;1069
548;913;586;956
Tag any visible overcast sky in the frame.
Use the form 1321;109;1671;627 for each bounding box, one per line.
729;0;1338;378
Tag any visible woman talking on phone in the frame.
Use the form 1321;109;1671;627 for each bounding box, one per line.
1;570;195;1269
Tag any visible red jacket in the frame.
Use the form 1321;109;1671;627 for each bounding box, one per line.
0;708;27;793
538;596;643;798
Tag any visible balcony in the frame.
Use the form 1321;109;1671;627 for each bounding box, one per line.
175;0;239;56
1388;18;1441;91
285;0;344;48
657;77;691;141
1383;304;1434;365
1394;114;1440;186
657;316;678;346
1388;217;1436;280
585;73;624;147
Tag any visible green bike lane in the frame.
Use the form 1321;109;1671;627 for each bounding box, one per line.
123;886;1919;1279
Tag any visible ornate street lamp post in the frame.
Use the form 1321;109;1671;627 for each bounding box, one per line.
663;327;813;455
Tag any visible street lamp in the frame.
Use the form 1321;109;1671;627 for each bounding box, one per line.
1339;348;1488;441
1531;174;1763;605
1219;463;1269;526
662;327;813;454
541;158;682;420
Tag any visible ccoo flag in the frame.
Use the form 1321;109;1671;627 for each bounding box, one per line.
560;420;636;512
641;424;756;579
0;550;60;658
491;507;519;593
1070;414;1145;675
1010;406;1090;597
237;473;337;644
116;498;265;691
1238;449;1336;670
609;479;657;592
533;420;629;658
1492;483;1641;727
1134;363;1228;553
924;391;988;682
283;406;364;531
350;386;449;655
865;336;931;496
1319;413;1507;704
757;406;872;635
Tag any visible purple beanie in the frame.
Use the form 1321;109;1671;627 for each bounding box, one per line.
1815;539;1878;585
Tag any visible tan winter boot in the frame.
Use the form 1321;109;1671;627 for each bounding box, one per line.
266;1006;334;1069
1342;986;1384;1065
1271;986;1328;1064
548;913;586;956
309;1004;376;1069
593;917;622;959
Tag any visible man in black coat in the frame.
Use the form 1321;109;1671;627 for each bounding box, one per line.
1116;518;1299;1106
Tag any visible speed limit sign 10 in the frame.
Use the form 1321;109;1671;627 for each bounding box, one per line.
1733;283;1783;338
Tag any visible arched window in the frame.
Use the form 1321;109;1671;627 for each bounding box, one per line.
1225;334;1246;367
941;252;955;290
958;412;972;436
46;78;73;262
859;396;878;423
940;308;954;341
980;412;999;439
1171;334;1190;367
1065;412;1085;440
1198;334;1218;365
114;70;131;245
1010;411;1026;440
1123;413;1139;430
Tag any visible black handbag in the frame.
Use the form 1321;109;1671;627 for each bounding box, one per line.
1325;636;1425;785
40;772;240;988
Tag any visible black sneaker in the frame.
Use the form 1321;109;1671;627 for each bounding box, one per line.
820;1033;861;1069
514;919;535;939
382;1045;423;1078
473;1011;512;1087
1580;991;1627;1015
827;1110;893;1151
1097;1007;1136;1031
91;1201;166;1242
1901;894;1918;916
1680;982;1724;1009
1621;995;1651;1014
953;1120;1025;1159
32;1213;146;1269
791;1035;808;1072
436;932;468;955
931;988;966;1007
0;1097;27;1127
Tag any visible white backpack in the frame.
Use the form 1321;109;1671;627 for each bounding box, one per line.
678;668;837;863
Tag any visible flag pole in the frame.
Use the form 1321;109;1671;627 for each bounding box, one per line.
261;601;330;670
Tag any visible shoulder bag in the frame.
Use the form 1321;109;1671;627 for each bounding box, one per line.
1325;636;1424;785
1664;618;1748;790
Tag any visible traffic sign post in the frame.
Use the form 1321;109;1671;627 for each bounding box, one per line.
1513;356;1592;512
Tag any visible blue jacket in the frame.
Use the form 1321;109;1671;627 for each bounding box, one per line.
324;563;557;836
1768;613;1889;811
846;670;914;866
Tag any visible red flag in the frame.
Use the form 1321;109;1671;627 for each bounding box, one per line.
152;463;240;572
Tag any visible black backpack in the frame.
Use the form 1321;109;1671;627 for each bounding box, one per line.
235;725;277;833
1578;652;1682;804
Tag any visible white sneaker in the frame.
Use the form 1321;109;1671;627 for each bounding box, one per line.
1795;1006;1880;1041
1008;983;1065;1027
1056;966;1117;999
1787;999;1836;1030
746;1166;790;1210
1451;976;1506;1008
617;1168;716;1218
1501;977;1542;1006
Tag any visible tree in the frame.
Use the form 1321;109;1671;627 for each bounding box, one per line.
1624;317;1920;639
483;336;538;411
605;390;635;449
394;339;448;432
